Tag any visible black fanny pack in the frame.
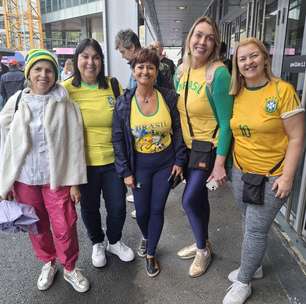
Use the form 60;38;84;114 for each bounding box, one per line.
241;173;266;205
235;154;284;205
188;140;215;171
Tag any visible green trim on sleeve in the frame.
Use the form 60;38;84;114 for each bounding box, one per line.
206;66;233;156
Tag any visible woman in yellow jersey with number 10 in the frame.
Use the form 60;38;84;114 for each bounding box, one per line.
223;37;304;304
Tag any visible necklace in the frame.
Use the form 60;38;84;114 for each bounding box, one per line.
137;89;155;104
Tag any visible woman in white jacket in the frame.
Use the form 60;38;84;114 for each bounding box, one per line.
0;49;90;293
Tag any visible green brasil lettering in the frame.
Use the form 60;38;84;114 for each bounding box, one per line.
178;81;203;95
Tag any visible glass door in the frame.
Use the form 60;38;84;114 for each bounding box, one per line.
280;0;306;237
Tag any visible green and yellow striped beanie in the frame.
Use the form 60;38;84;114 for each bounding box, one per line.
25;49;59;80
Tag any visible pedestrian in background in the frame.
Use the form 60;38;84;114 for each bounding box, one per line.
63;38;135;270
150;41;176;89
0;59;25;108
112;48;186;277
61;58;74;81
115;29;142;90
0;54;9;78
223;37;304;304
0;49;90;292
176;16;233;278
115;29;142;216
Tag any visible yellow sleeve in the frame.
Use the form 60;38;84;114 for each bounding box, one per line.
277;81;304;118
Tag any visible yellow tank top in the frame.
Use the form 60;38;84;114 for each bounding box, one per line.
130;90;172;153
177;66;217;149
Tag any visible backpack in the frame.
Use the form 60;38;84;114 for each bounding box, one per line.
110;77;120;99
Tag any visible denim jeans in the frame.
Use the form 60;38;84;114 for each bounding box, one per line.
80;163;127;245
231;167;286;283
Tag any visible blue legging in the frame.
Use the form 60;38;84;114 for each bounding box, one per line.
132;147;174;256
182;168;210;249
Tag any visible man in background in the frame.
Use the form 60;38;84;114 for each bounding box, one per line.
115;29;141;90
115;29;142;216
0;55;9;78
150;41;175;89
151;41;175;75
0;59;24;108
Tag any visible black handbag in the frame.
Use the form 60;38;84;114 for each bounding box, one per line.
184;69;218;172
189;140;215;170
234;153;284;205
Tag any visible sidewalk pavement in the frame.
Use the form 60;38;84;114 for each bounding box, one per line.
0;183;305;304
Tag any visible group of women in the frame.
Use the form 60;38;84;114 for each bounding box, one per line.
0;14;303;304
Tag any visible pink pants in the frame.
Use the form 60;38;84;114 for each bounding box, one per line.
14;182;79;271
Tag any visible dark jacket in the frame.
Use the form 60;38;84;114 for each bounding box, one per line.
0;69;25;104
0;63;9;77
112;86;187;178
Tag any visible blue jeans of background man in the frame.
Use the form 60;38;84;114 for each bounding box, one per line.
182;167;210;249
80;163;127;245
132;146;174;256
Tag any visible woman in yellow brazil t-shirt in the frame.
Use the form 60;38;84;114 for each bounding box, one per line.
223;37;304;304
63;38;135;269
175;16;233;279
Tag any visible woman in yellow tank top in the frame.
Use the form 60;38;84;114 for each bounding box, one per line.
112;48;187;277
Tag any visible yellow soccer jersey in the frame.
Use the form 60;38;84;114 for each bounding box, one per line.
63;77;122;166
231;79;303;175
130;90;172;153
177;66;218;149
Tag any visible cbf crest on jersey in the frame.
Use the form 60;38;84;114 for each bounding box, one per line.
107;96;115;107
264;97;278;113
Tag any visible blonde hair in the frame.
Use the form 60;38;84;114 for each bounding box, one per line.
64;58;73;73
182;16;221;72
230;37;274;96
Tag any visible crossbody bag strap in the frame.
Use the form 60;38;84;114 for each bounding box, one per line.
14;91;23;113
184;68;218;139
233;151;284;175
269;157;285;175
184;68;194;137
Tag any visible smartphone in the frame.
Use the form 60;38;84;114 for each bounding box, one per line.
168;174;182;189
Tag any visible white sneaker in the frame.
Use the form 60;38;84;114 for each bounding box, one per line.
63;268;90;293
37;261;57;291
223;281;252;304
228;265;263;283
107;240;135;262
92;242;107;268
131;209;137;219
126;194;134;203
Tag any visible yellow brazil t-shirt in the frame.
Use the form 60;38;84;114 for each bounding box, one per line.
130;90;172;153
63;77;122;166
231;79;303;175
176;66;218;149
